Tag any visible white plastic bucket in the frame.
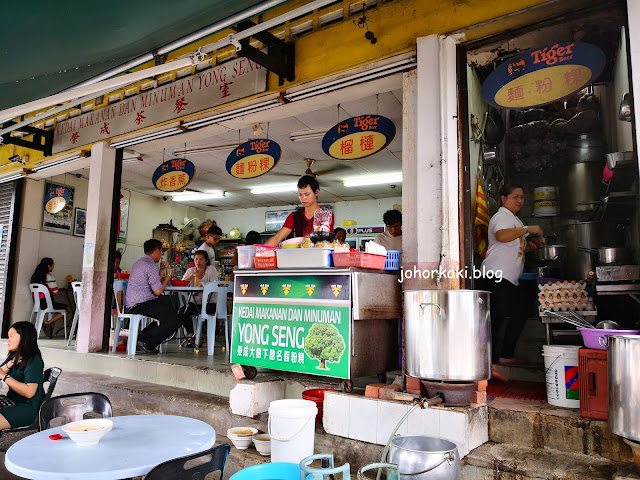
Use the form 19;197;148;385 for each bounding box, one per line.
542;345;580;408
268;399;317;464
533;186;558;217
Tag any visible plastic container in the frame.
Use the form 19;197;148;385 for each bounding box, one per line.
254;256;277;269
578;327;640;350
579;348;608;420
542;345;580;408
533;186;558;217
301;389;337;422
268;399;317;464
170;279;190;287
236;246;256;269
384;250;401;270
332;251;386;269
276;248;333;268
229;462;300;480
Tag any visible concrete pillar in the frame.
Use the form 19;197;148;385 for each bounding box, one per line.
76;142;116;353
402;35;462;290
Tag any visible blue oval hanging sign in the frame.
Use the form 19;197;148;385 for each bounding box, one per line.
482;42;606;109
322;115;396;160
152;158;196;192
226;139;281;179
44;185;70;214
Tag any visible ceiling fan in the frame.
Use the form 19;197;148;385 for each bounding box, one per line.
281;158;349;178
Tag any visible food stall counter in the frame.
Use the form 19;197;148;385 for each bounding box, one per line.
231;267;401;390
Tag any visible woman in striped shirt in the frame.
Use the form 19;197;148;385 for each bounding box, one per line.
30;258;68;338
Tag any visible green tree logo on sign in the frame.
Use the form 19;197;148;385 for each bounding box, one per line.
304;323;345;370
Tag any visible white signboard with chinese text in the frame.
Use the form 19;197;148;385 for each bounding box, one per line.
53;58;267;153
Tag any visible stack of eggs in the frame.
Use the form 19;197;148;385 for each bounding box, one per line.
538;280;594;312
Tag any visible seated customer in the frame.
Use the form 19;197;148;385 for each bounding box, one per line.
0;322;45;430
114;251;122;275
30;257;69;338
179;250;218;345
373;210;402;251
125;239;180;353
334;227;347;244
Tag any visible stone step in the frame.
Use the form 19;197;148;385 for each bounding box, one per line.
489;398;633;463
462;442;637;480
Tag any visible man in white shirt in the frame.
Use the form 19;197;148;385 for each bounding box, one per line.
198;225;222;262
373;210;402;251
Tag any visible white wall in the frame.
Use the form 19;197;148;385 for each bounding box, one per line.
118;190;205;271
207;197;402;236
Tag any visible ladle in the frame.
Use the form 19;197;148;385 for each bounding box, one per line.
596;320;621;329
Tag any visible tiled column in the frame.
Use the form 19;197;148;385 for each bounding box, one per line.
402;35;462;290
76;142;117;353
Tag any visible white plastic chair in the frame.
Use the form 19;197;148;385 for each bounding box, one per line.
112;280;164;355
67;282;82;346
29;283;67;339
194;282;233;356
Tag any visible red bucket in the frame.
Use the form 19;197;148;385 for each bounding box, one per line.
301;389;336;422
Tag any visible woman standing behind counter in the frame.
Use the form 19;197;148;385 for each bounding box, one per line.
481;185;543;379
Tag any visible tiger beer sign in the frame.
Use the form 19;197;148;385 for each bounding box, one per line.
482;42;606;108
152;158;196;192
226;139;281;179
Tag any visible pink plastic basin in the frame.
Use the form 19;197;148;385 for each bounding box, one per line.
578;328;640;350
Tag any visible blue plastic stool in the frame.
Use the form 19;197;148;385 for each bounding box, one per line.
229;462;300;480
299;454;351;479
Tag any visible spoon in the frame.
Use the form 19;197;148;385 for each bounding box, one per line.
596;320;621;330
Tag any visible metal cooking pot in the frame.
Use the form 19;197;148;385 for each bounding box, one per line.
388;435;461;480
404;290;490;381
608;335;640;442
536;245;567;262
577;246;630;266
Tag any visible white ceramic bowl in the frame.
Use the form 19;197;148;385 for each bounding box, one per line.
62;419;113;447
227;427;258;450
252;433;271;456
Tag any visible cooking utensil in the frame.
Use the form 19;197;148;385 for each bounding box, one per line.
568;310;593;328
579;328;640;350
577;246;629;266
543;310;592;329
483;147;497;164
536;245;567;262
388;435;461;480
619;92;633;122
596;320;621;329
404;290;490;381
609;335;640;442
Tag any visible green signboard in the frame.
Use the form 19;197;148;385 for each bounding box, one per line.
231;273;351;379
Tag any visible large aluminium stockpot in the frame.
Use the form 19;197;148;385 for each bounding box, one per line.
608;335;640;442
404;290;491;381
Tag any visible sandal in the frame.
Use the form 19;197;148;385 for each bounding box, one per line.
43;325;53;338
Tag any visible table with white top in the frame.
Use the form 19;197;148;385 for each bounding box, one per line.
5;415;216;480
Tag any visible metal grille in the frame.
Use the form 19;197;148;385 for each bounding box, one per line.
0;181;16;323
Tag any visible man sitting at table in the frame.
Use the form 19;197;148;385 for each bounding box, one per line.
125;239;180;354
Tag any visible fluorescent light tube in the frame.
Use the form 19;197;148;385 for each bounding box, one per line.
343;174;403;187
172;191;225;202
31;155;84;173
110;128;181;148
172;142;243;156
183;99;281;129
289;129;327;142
251;184;298;195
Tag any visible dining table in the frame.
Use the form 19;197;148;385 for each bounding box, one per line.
4;415;216;480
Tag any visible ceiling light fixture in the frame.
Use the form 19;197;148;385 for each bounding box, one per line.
183;98;281;129
343;173;402;187
284;57;416;102
172;142;245;156
30;152;89;174
110;128;182;149
0;173;26;184
172;191;225;202
289;129;327;142
251;184;298;195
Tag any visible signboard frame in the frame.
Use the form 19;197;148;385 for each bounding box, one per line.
42;182;74;235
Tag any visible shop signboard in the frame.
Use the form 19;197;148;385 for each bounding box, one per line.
344;225;385;235
482;42;606;108
43;184;70;214
322;115;396;160
53;57;267;153
42;182;74;235
231;272;351;379
152;158;196;192
226;139;281;178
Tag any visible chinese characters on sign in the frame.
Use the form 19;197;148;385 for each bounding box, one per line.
151;158;196;192
231;274;351;379
53;58;267;153
482;42;606;108
322;115;396;160
42;182;74;235
226;139;282;179
43;185;70;214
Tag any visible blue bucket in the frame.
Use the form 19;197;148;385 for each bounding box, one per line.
229;462;300;480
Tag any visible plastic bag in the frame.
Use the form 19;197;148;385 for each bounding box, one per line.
313;208;333;232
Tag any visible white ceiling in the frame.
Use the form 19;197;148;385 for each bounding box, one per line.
70;86;404;211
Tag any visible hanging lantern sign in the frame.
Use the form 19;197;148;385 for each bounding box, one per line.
226;139;281;179
43;185;70;214
322;115;396;160
481;42;606;109
152;158;196;192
